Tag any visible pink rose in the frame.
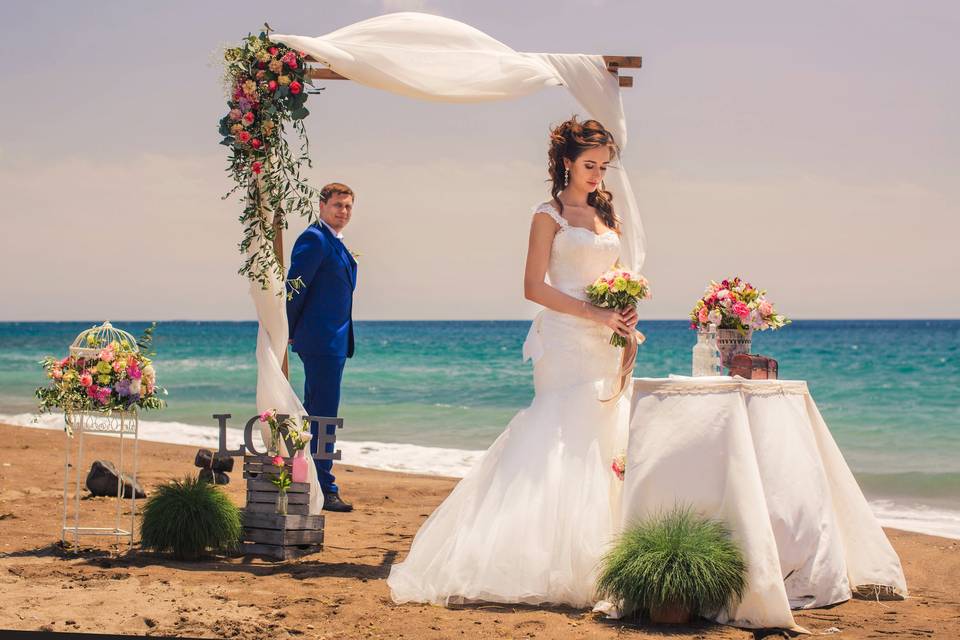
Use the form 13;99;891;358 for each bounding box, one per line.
52;368;63;380
80;372;93;387
268;80;277;92
59;356;71;368
698;307;709;324
732;302;750;319
99;347;114;362
259;410;274;423
237;131;251;144
251;161;263;175
289;81;302;95
282;51;298;68
242;111;255;125
272;455;284;467
759;301;773;316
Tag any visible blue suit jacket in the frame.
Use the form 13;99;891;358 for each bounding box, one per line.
286;222;357;357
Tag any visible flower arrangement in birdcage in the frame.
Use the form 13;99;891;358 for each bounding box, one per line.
219;25;321;292
36;322;166;415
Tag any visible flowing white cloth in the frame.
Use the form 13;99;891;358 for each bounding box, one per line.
248;188;323;514
386;202;631;606
270;10;646;272
620;376;907;629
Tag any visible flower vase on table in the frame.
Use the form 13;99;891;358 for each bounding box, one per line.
716;328;753;369
689;277;790;370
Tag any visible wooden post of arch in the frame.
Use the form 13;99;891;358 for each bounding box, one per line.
274;53;641;381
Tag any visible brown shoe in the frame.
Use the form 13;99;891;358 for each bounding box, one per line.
322;492;353;512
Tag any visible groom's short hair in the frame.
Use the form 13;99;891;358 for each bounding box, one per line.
320;182;354;204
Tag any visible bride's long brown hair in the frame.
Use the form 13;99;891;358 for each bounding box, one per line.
547;116;620;232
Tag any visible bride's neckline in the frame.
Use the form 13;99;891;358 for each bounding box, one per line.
547;200;617;238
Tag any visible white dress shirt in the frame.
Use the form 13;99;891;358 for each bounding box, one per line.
318;218;344;240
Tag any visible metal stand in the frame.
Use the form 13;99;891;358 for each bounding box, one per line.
61;410;140;551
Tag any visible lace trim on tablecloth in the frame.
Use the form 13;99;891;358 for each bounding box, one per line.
633;378;809;397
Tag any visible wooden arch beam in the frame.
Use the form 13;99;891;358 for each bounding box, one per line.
303;55;641;88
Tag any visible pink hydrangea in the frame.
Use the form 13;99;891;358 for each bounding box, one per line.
127;362;142;380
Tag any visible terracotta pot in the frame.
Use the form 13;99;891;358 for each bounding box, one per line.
716;328;753;369
648;602;693;625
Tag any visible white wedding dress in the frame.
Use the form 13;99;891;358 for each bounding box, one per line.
387;201;631;608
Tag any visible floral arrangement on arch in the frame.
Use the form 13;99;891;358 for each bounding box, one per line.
689;277;790;334
36;325;166;414
219;25;320;291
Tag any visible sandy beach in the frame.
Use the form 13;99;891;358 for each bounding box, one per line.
0;422;957;639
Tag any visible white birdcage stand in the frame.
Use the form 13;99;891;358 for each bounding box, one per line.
61;410;140;550
59;321;143;551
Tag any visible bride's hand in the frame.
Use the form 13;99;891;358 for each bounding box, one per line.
621;305;639;331
593;307;632;337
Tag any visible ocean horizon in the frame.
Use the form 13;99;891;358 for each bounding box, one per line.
2;319;958;538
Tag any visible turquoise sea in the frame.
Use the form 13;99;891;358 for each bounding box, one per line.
1;320;958;536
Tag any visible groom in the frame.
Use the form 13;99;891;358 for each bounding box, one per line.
286;182;358;512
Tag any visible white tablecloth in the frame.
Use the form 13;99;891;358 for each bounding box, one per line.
622;376;907;629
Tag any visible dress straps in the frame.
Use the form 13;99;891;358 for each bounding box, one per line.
532;200;568;230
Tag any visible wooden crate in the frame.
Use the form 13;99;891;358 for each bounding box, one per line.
240;510;325;560
239;455;324;559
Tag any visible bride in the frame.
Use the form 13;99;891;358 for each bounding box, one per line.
387;116;639;608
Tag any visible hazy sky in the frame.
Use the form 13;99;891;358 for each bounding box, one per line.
2;1;957;320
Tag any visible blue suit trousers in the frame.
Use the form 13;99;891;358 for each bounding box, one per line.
299;353;346;494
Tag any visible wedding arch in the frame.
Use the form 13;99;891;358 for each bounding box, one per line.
218;11;645;517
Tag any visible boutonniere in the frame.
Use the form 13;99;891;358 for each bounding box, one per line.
350;251;361;262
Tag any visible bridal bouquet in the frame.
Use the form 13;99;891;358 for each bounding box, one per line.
586;269;651;347
689;277;790;333
36;330;165;414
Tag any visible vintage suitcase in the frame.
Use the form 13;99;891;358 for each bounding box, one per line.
729;354;778;379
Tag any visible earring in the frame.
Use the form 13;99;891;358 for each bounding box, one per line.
563;167;569;187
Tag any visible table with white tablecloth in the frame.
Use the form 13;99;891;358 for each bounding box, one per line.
622;376;907;630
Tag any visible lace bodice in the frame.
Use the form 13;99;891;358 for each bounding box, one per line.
533;201;620;300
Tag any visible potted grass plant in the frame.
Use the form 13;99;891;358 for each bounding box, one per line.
597;507;746;624
140;476;241;560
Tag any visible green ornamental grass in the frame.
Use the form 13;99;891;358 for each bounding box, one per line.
140;476;241;560
597;507;747;619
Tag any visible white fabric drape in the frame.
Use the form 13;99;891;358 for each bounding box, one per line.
270;11;646;271
248;185;323;514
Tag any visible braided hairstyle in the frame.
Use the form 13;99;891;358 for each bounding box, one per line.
547;116;620;232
